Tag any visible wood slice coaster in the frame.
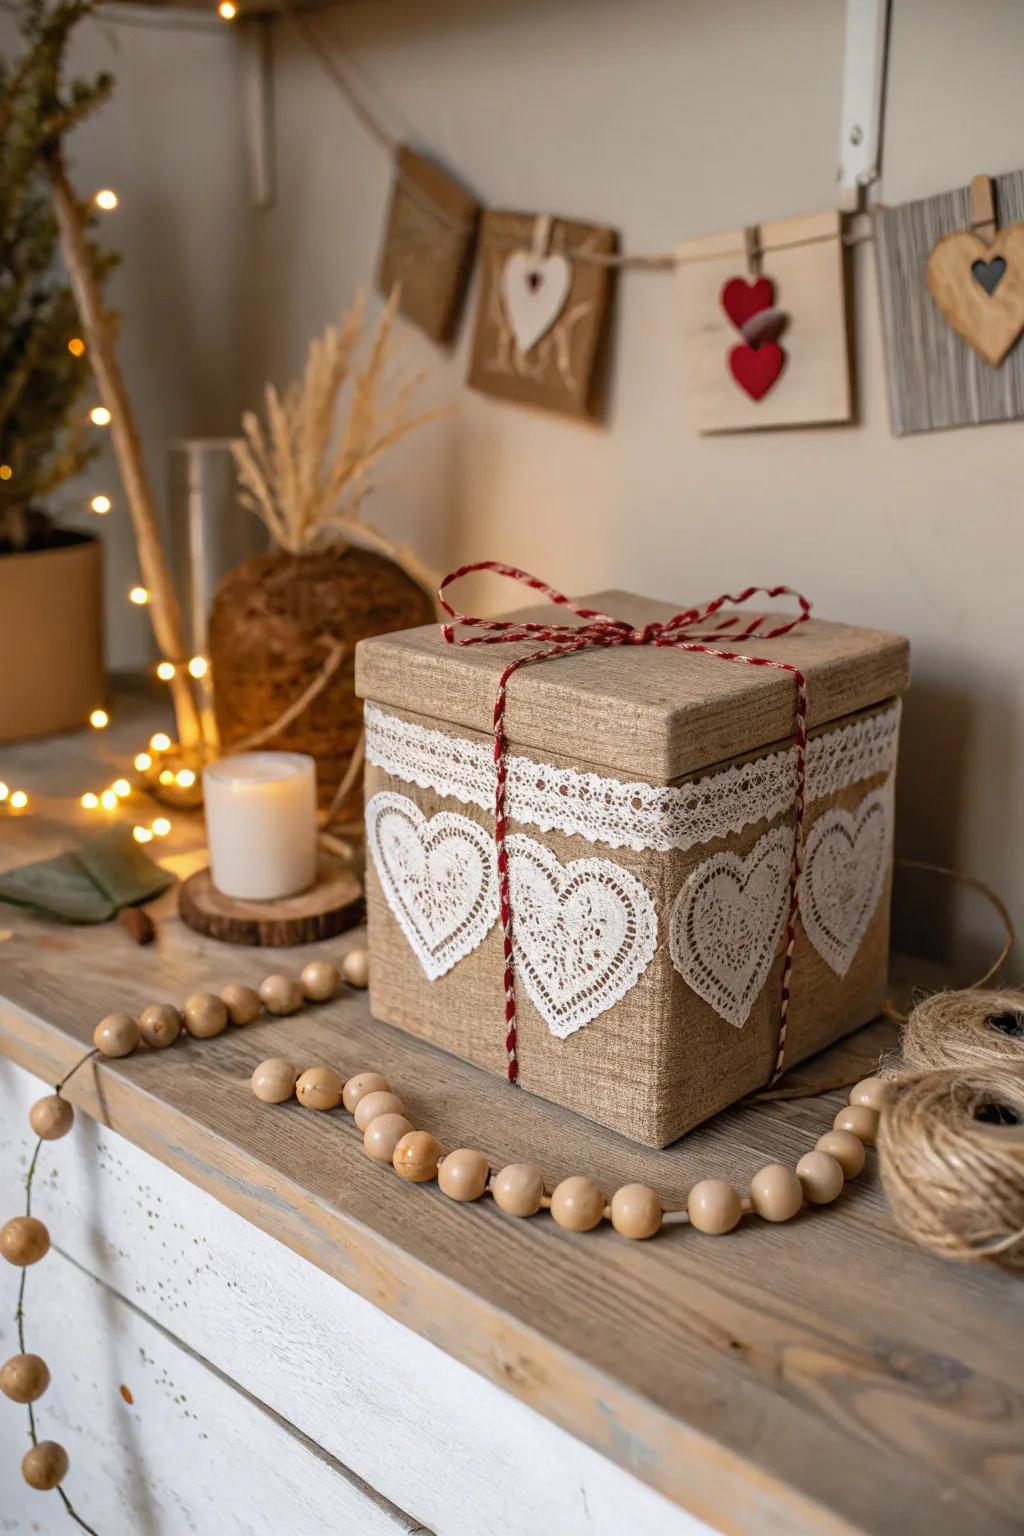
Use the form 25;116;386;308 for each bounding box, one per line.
179;859;364;947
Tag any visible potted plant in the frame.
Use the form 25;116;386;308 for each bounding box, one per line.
210;291;444;815
0;4;115;742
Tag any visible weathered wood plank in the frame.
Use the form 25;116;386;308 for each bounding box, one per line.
0;1237;422;1536
0;1058;706;1536
0;698;1021;1536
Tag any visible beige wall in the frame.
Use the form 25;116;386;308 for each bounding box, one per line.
9;0;1021;967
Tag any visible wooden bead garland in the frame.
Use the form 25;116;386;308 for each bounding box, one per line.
2;951;369;1525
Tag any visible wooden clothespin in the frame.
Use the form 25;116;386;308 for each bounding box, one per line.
744;224;761;276
532;213;554;258
969;174;997;245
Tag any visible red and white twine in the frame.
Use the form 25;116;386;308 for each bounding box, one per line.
439;562;811;1087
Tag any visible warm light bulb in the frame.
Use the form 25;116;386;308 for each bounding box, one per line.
90;405;112;426
175;768;196;788
94;189;119;211
68;337;86;357
158;769;175;786
187;655;209;679
134;752;152;772
150;732;171;752
129;586;150;606
81;792;100;810
133;825;153;844
0;783;8;801
156;661;176;681
90;494;111;514
89;708;109;729
0;465;12;481
100;789;118;810
9;790;28;811
152;817;171;837
218;2;238;19
113;778;132;797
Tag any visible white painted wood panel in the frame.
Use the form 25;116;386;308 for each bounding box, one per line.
0;1247;420;1536
0;1059;715;1536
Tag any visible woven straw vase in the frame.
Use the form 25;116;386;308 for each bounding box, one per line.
208;546;434;813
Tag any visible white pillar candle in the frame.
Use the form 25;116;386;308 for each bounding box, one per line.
203;752;318;901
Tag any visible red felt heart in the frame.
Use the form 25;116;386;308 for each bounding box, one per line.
729;342;785;401
721;276;775;332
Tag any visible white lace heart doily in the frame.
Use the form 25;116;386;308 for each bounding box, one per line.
504;836;658;1039
366;792;498;981
800;786;892;976
668;826;793;1028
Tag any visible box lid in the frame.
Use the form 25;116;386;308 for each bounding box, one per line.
355;589;909;782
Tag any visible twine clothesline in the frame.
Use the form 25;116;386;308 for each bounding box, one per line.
276;0;877;267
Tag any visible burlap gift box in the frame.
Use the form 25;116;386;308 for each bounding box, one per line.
355;591;909;1148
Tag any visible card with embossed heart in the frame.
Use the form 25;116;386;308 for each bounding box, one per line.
676;208;851;433
466;208;617;420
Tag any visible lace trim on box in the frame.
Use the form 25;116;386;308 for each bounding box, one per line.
364;698;901;855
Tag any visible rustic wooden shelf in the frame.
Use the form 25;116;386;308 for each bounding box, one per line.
0;691;1019;1536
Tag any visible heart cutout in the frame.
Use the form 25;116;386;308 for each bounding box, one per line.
501;251;572;354
799;786;891;977
668;827;793;1028
927;225;1024;366
721;276;775;332
972;256;1007;295
505;836;658;1039
366;792;498;980
729;341;785;401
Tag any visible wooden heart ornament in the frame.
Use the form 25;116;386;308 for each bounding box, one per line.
720;275;786;401
926;225;1024;367
500;251;572;353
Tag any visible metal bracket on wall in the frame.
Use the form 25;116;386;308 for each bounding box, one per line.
837;0;892;212
240;14;276;209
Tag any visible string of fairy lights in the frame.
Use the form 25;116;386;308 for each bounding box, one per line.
0;178;219;841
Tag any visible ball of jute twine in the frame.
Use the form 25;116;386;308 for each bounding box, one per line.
878;1065;1024;1272
899;987;1024;1074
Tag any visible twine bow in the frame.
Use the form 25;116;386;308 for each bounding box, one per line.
439;561;812;1087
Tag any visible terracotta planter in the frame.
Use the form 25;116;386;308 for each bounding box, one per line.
208;545;434;813
0;534;105;743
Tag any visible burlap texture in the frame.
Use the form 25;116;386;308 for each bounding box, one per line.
365;701;894;1148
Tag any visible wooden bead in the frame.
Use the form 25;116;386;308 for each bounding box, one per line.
687;1179;742;1235
340;947;369;989
22;1440;68;1491
438;1149;490;1202
796;1150;845;1205
93;1011;140;1057
849;1075;895;1112
300;959;341;1002
550;1176;606;1233
610;1183;662;1240
815;1128;867;1178
258;974;304;1016
749;1164;804;1222
342;1071;390;1114
833;1104;880;1145
363;1113;414;1164
393;1131;443;1183
0;1353;50;1403
183;992;228;1038
295;1066;343;1111
354;1090;405;1132
138;1003;182;1049
251;1058;298;1104
221;984;261;1026
1;1216;50;1267
28;1095;73;1141
492;1163;545;1217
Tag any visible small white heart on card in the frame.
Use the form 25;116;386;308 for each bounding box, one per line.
500;251;572;353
